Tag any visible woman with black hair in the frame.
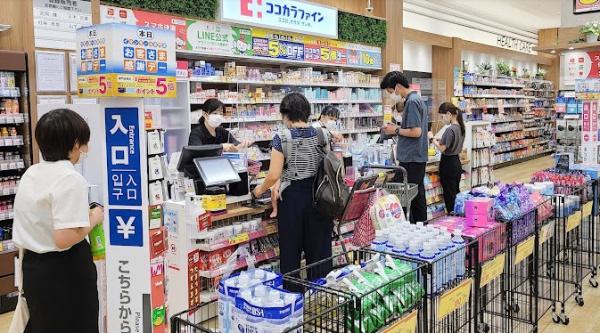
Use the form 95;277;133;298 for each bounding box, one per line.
253;92;332;284
429;102;466;213
188;98;249;151
313;105;343;142
12;108;103;333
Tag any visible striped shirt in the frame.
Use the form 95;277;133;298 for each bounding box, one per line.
272;127;325;191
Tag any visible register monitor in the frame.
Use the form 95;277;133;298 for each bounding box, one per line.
194;156;241;187
177;145;223;179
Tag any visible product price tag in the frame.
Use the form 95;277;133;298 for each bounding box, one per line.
382;309;418;333
514;236;535;266
229;233;250;246
582;202;593;219
437;278;472;320
479;253;505;288
566;210;582;233
539;222;554;244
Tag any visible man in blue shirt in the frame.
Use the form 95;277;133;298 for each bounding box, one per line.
380;71;428;222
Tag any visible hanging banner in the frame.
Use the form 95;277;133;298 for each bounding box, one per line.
100;5;382;70
220;0;338;39
77;23;177;98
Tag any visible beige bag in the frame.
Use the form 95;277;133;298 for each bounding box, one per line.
8;248;29;333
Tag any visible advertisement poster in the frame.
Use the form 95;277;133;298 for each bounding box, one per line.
99;5;382;70
562;51;600;88
574;0;600;14
220;0;338;39
77;23;177;98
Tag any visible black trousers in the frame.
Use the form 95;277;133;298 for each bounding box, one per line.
439;154;463;213
24;240;99;333
396;162;427;223
278;177;333;289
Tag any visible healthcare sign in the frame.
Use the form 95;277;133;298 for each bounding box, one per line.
220;0;338;39
77;23;177;98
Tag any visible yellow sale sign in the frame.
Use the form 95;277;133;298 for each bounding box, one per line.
437;278;472;320
514;236;535;266
382;310;418;333
479;253;505;288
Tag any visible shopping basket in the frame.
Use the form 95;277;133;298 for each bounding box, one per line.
360;165;419;220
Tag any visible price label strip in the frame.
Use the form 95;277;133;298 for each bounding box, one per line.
228;233;250;246
566;210;582;233
514;236;535;266
582;202;593;219
479;253;506;288
437;278;473;320
382;309;418;333
539;222;554;245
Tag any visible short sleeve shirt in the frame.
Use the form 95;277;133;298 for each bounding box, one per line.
13;160;91;253
396;91;429;163
440;124;464;156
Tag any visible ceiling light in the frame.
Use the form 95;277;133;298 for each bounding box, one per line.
568;47;574;50
0;24;11;32
550;50;556;54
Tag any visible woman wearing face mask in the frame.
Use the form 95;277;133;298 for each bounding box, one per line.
188;98;249;151
428;102;466;214
11;109;103;333
312;105;343;143
253;93;332;288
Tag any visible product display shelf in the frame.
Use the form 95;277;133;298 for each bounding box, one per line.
194;224;278;252
198;248;279;278
189;76;380;89
464;94;527;99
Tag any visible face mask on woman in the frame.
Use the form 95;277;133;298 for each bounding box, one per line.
324;120;337;130
207;113;224;128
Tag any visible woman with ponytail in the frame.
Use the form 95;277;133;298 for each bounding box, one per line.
429;102;466;213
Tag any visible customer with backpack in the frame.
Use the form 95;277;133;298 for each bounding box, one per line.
253;92;336;284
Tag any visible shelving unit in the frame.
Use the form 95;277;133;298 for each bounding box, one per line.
464;121;495;188
0;51;32;313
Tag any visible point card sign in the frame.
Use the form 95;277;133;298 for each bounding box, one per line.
76;23;176;98
220;0;338;39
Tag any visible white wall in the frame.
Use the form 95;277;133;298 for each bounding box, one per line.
561;1;600;28
403;40;432;72
462;50;538;75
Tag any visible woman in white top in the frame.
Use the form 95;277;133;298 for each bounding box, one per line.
12;109;103;333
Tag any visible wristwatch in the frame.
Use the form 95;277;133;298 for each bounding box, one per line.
395;127;400;136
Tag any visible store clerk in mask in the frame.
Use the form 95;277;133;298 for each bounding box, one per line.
312;105;343;143
188;98;250;151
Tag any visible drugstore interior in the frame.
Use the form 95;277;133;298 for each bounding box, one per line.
1;0;600;332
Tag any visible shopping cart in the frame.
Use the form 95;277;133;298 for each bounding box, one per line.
360;164;419;220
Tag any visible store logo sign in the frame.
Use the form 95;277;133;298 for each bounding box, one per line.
220;0;338;39
109;209;143;247
496;35;535;55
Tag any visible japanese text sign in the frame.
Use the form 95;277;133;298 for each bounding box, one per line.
381;310;418;333
220;0;338;39
479;253;505;288
77;23;176;98
437;278;472;320
105;107;142;207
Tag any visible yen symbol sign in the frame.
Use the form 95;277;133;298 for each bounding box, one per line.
109;209;143;247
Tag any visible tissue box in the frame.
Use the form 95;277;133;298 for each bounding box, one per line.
465;198;494;227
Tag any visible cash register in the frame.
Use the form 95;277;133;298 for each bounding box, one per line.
176;145;249;196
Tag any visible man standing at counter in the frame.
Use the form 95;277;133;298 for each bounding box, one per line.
380;71;428;223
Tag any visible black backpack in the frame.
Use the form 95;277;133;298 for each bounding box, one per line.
280;127;349;218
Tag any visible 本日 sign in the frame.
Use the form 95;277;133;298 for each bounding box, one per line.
220;0;338;39
77;23;177;98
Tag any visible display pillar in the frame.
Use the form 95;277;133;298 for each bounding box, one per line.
76;23;176;333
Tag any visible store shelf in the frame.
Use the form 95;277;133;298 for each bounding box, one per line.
496;136;525;143
222;116;281;124
0;160;25;171
198;248;279;278
189;77;380;89
494;145;527;154
190;98;381;105
523;127;544;131
493;149;554;169
0;89;20;98
0;114;25;124
339;113;383;118
338;128;380;134
493;128;524;134
0;136;24;147
464;94;527;99
490;119;522;124
469;104;526;109
195;224;278;251
463;82;525;88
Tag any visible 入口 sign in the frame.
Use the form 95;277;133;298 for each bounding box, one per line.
496;35;535;55
220;0;338;39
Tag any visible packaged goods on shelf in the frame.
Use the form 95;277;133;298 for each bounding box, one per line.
463;86;524;97
481;113;522;123
471;166;493;187
490;122;524;133
462;73;524;86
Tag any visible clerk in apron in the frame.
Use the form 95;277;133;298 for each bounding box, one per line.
11;109;103;333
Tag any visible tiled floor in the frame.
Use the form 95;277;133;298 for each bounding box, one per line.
1;156;598;333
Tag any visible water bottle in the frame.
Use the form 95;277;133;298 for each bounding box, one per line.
419;242;437;294
452;230;467;279
89;223;106;260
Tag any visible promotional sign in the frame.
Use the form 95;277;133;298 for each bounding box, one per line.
34;0;92;50
574;0;600;14
220;0;338;39
77;23;177;98
437;278;472;320
562;51;600;88
100;5;381;70
102;105;151;333
381;310;418;333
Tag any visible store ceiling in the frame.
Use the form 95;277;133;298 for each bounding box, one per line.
426;0;562;34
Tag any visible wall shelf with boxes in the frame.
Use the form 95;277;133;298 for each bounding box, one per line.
0;51;32;313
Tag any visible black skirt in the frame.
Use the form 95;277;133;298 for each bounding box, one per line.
23;240;99;333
